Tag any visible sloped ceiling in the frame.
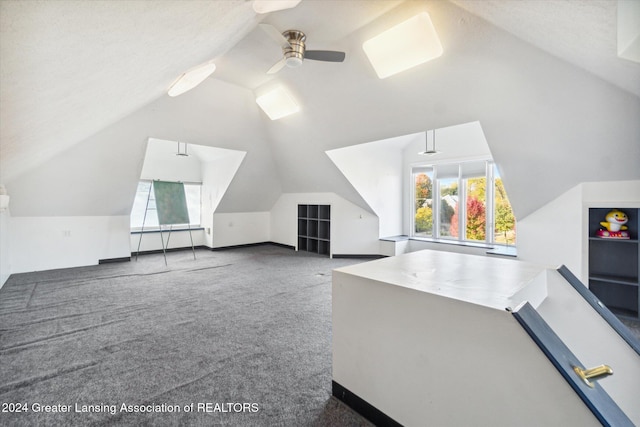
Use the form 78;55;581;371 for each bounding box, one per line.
1;0;639;221
0;0;258;182
6;77;283;216
451;0;640;97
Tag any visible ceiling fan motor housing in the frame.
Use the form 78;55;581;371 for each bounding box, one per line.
283;30;306;67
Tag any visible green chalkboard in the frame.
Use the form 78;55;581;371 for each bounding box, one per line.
153;180;190;225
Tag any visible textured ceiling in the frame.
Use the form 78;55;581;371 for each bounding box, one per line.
0;0;258;181
451;0;640;96
1;0;638;184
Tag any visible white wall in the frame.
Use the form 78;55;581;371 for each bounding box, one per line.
333;263;599;427
140;138;202;183
270;192;380;256
10;216;131;273
327;134;413;238
517;180;640;283
517;185;583;274
0;209;11;287
201;152;246;248
212;212;271;248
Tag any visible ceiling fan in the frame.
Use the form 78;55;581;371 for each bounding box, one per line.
260;24;346;74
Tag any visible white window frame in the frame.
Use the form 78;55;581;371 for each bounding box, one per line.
411;159;514;247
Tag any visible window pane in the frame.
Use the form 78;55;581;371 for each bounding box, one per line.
465;176;486;242
184;183;201;226
414;171;433;237
130;181;201;229
439;178;458;238
494;167;516;245
130;181;158;228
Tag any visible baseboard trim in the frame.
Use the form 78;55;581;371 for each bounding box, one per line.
132;242;299;256
332;254;386;259
131;245;209;256
332;381;401;427
210;241;295;251
98;257;131;264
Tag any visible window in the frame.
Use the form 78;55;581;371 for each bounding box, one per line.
436;164;459;239
493;167;516;245
414;167;433;237
412;161;516;246
130;181;202;230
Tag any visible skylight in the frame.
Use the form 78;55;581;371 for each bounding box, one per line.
255;86;300;120
362;12;443;79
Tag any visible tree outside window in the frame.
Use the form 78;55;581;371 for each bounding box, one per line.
494;174;516;245
412;162;516;246
414;172;433;236
439;179;457;238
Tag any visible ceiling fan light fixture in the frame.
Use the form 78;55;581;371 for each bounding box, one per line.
167;61;216;97
363;12;443;79
285;56;303;68
256;86;300;120
253;0;302;14
262;25;345;74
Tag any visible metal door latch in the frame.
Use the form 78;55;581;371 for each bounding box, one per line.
573;364;613;388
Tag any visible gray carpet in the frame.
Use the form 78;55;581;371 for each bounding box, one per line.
0;245;374;426
2;245;639;426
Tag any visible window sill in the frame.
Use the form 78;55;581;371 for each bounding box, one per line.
486;245;517;257
380;235;410;242
131;227;204;235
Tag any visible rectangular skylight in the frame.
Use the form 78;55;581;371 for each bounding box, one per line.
363;12;443;79
255;86;300;120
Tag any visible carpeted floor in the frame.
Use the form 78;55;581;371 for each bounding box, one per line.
0;245;374;426
2;245;639;426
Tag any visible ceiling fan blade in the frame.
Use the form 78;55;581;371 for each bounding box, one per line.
259;23;291;49
253;0;301;14
305;50;346;62
267;58;287;74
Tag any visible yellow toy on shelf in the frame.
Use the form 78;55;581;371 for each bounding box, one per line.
596;209;630;239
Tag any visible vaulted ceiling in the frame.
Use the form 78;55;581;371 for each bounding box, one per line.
1;0;639;220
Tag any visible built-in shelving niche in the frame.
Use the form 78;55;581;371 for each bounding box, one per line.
298;204;330;256
588;207;640;319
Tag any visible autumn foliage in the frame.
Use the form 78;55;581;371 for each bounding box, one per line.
450;197;486;240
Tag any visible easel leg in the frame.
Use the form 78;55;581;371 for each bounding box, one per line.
136;182;154;261
159;227;167;266
188;225;196;260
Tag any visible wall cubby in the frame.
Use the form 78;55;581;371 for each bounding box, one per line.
588;207;640;319
298;204;330;256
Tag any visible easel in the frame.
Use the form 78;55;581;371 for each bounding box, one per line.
135;180;196;265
